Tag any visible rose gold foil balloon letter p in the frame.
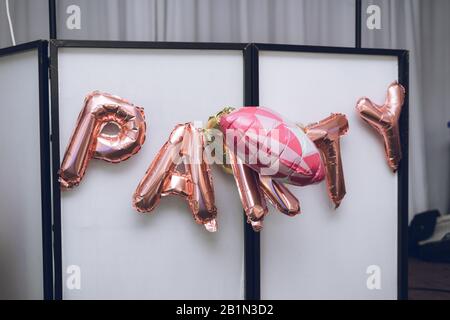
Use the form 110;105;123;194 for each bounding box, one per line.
59;92;146;189
356;81;405;172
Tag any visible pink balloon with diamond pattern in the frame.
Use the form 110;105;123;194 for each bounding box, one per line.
219;107;325;186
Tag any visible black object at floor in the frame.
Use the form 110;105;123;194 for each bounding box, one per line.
409;209;450;262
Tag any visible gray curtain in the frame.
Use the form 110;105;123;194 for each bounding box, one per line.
363;0;450;218
1;0;448;219
363;0;429;219
0;0;48;46
420;1;450;218
53;0;355;46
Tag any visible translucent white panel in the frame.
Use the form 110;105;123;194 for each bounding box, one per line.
259;51;399;299
57;48;245;299
0;50;43;299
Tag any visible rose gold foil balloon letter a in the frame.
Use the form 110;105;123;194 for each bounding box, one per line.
356;82;405;172
133;123;217;232
59;91;146;189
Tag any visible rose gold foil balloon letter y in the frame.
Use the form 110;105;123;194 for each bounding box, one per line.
59;91;146;189
356;82;405;172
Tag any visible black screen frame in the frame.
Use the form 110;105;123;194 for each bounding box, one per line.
251;43;409;300
49;39;252;300
48;40;408;300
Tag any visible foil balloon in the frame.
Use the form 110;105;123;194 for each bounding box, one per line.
208;107;300;231
356;81;405;172
259;175;300;217
228;150;268;231
133;123;217;232
305;113;349;208
59;91;146;189
206;107;235;175
219;107;325;186
228;149;301;231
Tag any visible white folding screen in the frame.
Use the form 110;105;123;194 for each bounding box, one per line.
54;46;246;299
0;41;406;300
258;49;402;299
